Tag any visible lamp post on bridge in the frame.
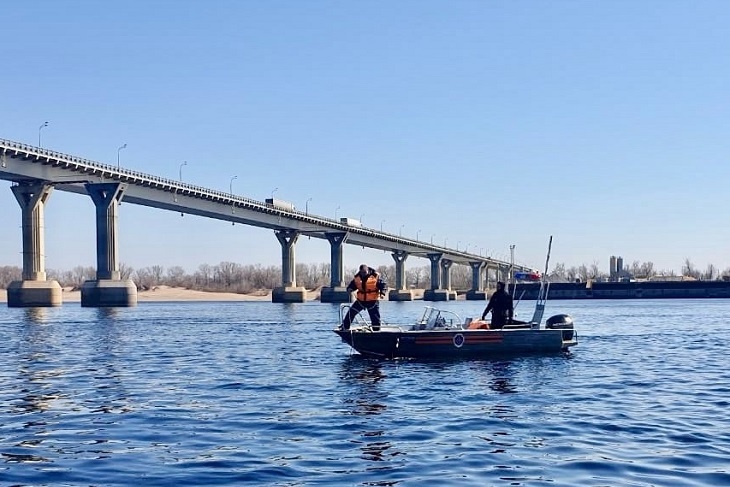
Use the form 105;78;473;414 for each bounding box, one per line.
399;224;404;237
416;229;421;241
117;143;127;169
38;121;49;147
335;206;340;220
305;197;312;215
431;234;435;244
179;161;187;181
380;219;385;232
271;187;278;199
229;175;237;194
359;213;365;225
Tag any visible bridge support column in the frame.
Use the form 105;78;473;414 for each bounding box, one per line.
81;183;137;307
466;261;487;300
389;250;413;301
320;232;350;303
272;229;307;303
423;253;449;301
7;183;62;307
440;259;457;300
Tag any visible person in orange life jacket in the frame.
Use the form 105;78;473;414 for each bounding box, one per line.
481;281;514;329
341;264;387;331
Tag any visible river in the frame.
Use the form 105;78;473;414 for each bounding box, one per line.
1;299;729;486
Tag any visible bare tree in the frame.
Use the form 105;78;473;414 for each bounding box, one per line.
166;266;186;287
119;262;134;281
682;258;700;279
0;265;22;288
549;262;567;282
590;261;601;280
150;265;165;285
640;261;655;278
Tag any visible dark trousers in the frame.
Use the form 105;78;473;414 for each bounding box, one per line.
489;311;509;329
342;300;381;330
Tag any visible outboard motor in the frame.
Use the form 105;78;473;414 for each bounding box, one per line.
546;314;575;341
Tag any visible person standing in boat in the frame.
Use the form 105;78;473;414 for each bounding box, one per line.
481;281;514;329
341;264;387;331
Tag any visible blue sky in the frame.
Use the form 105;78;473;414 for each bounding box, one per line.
2;1;729;275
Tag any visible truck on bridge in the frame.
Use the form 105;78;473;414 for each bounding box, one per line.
340;217;362;227
265;198;295;211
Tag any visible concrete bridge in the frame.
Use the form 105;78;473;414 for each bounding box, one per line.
0;137;533;307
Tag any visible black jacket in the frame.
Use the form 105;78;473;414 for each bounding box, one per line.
482;289;514;325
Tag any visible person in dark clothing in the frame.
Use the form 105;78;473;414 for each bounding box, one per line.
341;264;387;331
481;281;514;329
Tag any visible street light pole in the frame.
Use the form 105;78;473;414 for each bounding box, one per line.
416;229;421;241
271;187;278;199
230;175;237;194
335;206;340;220
179;161;187;181
399;224;404;237
117;143;127;169
38;121;49;147
380;219;386;232
305;197;312;215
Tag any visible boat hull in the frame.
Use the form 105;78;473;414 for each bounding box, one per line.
334;328;576;359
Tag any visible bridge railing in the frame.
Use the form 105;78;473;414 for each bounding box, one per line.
1;137;531;270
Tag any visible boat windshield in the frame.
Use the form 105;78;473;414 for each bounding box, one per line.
415;307;463;330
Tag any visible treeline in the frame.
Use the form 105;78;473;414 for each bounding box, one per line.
0;262;469;291
1;259;728;292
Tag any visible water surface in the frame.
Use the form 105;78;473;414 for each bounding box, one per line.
1;299;729;486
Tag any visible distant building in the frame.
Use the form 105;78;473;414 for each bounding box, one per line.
609;255;627;282
609;256;618;280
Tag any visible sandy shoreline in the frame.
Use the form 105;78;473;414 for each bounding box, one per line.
0;285;288;303
0;286;429;303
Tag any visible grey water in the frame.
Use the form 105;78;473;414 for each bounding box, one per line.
1;299;729;486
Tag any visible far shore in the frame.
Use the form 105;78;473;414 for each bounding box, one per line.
0;285;283;303
0;286;429;303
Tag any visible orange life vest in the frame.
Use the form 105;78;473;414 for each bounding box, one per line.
354;273;380;301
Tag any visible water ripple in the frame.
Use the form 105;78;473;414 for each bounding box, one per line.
1;299;730;485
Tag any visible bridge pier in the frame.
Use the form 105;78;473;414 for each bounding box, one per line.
320;232;350;303
423;253;448;301
388;250;413;301
466;261;487;300
81;183;137;307
7;183;62;307
272;230;307;303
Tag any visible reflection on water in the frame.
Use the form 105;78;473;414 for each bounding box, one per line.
23;307;48;324
338;357;402;470
339;357;387;416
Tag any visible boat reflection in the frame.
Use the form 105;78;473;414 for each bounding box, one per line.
339;358;403;468
339;357;387;416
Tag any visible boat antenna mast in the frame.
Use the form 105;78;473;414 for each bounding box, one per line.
530;235;553;328
509;244;516;299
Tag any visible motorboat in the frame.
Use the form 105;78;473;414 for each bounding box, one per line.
333;304;577;359
333;236;577;359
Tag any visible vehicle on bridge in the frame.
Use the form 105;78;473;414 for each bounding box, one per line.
265;198;295;211
340;217;362;227
514;270;542;281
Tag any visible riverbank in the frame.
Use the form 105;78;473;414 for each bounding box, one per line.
1;286;429;303
0;285;281;303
